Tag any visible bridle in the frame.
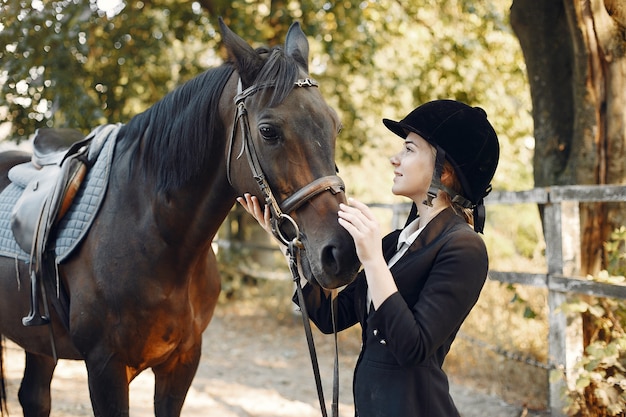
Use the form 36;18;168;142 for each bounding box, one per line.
227;76;342;417
227;76;345;247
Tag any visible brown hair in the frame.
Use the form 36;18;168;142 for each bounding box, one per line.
439;161;474;226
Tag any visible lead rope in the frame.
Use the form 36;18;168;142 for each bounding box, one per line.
331;288;339;416
288;240;339;417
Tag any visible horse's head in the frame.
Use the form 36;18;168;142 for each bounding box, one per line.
219;18;360;289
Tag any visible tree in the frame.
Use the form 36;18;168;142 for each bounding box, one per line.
511;0;626;274
0;0;216;138
511;2;626;415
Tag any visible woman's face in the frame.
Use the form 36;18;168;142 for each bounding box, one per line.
390;132;436;201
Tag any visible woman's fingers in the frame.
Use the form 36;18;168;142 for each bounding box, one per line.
337;198;383;264
236;193;272;232
338;198;379;245
345;197;377;221
339;199;376;231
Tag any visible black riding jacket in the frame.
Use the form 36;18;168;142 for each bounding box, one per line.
296;208;489;417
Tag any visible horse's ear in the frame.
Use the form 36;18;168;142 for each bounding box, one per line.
219;17;263;87
284;22;309;72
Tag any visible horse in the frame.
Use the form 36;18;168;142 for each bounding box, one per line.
0;18;360;416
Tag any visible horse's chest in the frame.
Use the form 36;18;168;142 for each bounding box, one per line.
142;332;181;361
119;319;193;368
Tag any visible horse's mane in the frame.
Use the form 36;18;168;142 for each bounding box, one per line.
117;45;302;192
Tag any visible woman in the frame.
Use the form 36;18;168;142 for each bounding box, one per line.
238;99;499;416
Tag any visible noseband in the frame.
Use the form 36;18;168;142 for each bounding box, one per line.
227;77;345;246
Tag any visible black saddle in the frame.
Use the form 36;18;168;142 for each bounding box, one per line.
32;128;87;167
8;127;103;327
10;128;90;254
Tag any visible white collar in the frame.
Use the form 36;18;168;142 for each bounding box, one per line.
397;206;447;250
397;217;422;250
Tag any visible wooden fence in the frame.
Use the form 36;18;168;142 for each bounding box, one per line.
483;184;626;417
218;184;626;416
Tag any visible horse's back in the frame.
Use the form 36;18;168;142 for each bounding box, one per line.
0;150;30;189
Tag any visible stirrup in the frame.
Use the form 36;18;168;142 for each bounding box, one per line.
22;271;50;327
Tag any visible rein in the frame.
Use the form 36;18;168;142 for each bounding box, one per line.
227;76;342;416
288;240;339;417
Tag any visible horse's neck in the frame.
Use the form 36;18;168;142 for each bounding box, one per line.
159;183;236;244
108;140;234;250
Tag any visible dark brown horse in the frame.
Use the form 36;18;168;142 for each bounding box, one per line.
0;19;359;416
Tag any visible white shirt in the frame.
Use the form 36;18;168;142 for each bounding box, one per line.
366;218;425;311
386;218;424;268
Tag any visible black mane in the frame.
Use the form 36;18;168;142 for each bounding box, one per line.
116;44;303;192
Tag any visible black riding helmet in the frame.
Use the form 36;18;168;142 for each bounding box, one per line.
383;99;499;233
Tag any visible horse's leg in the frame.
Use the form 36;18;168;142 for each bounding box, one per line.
0;337;7;416
17;351;56;417
85;355;130;417
152;343;202;417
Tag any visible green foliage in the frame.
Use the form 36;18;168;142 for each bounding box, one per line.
606;227;626;277
509;287;539;319
562;228;626;417
0;0;215;140
0;0;533;192
483;203;545;272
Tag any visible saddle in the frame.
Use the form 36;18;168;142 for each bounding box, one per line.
9;127;107;326
10;129;92;253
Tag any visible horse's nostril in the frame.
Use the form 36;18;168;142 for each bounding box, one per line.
320;243;360;288
321;244;340;276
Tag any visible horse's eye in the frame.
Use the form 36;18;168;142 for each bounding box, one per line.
259;124;280;142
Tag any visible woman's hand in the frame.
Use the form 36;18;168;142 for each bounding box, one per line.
338;198;384;266
338;198;397;309
236;193;272;235
237;193;292;270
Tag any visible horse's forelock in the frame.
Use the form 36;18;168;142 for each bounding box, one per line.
252;47;300;108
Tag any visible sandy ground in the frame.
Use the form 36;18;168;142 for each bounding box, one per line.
2;301;549;417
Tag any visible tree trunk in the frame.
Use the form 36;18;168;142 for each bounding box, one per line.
511;0;626;275
512;1;625;415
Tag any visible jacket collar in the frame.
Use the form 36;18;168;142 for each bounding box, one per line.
408;207;467;252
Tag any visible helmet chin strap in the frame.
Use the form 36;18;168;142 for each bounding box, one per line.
424;146;473;209
424;145;488;233
423;146;446;207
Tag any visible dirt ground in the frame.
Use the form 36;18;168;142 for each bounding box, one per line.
3;300;549;417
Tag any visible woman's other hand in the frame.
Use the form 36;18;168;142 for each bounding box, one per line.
236;193;272;235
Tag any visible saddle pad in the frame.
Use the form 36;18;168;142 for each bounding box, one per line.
0;184;30;261
0;124;120;263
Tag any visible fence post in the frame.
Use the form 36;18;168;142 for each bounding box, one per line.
560;200;584;396
544;200;568;417
544;199;584;416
